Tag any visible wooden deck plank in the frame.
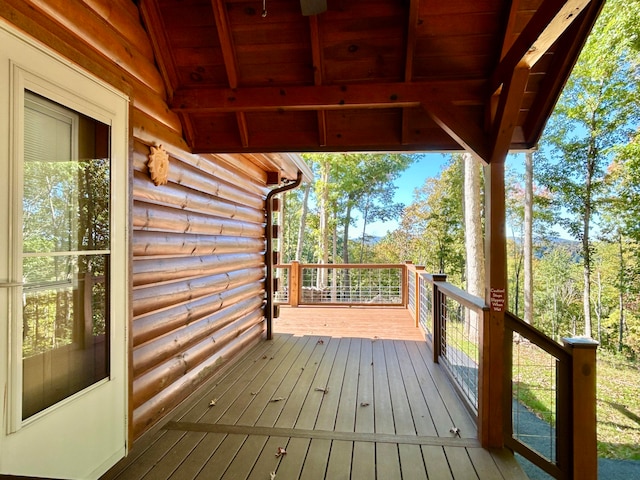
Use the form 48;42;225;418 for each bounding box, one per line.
355;339;374;433
217;434;269;480
325;440;353;480
193;434;246;479
299;438;331;479
293;337;341;430
399;444;429;480
333;338;361;432
422;445;454;480
245;436;287;480
376;443;402;478
271;437;308;479
445;445;480;479
314;338;351;430
384;340;418;435
351;441;376;479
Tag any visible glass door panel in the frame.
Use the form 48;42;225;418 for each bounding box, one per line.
22;92;112;419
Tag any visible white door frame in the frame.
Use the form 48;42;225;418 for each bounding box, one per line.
0;20;129;479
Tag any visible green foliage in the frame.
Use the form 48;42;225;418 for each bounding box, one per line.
386;155;465;285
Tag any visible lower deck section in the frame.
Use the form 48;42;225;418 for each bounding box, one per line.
104;307;526;479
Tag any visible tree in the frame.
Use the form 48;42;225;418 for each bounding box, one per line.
535;0;639;337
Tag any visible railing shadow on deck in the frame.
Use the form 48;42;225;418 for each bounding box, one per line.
273;261;598;480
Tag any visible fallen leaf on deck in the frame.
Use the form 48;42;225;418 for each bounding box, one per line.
317;339;324;345
275;447;287;457
360;402;370;407
270;397;286;402
209;398;217;407
314;387;329;394
250;392;258;395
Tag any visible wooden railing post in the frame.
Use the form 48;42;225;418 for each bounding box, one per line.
431;274;446;363
563;337;598;480
403;261;413;309
290;261;300;307
413;266;425;327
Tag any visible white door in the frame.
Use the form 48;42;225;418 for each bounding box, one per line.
0;22;129;479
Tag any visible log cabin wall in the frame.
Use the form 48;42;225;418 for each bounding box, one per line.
0;0;272;440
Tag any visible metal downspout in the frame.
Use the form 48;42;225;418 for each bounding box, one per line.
265;171;303;339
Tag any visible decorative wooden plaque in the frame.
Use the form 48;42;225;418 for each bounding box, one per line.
147;144;169;186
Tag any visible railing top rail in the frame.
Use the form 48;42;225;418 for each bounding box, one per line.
297;263;406;270
433;280;488;312
505;310;572;362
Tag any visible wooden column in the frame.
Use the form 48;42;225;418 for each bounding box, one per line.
563;337;598;480
480;159;507;448
431;273;447;364
290;261;300;307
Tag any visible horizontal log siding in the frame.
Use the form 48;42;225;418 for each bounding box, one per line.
0;0;275;441
131;139;269;437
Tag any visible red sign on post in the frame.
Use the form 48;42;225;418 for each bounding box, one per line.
490;288;505;312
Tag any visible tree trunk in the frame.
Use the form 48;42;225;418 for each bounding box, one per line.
618;230;625;352
295;182;311;261
524;151;534;324
463;153;485;297
317;161;330;288
359;194;371;263
463;153;484;334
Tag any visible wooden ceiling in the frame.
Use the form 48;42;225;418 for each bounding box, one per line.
140;0;604;163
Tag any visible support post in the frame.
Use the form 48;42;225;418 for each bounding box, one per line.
413;266;425;327
290;261;300;307
431;273;447;364
480;160;507;448
563;337;598;480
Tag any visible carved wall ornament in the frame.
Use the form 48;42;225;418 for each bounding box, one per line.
147;144;170;186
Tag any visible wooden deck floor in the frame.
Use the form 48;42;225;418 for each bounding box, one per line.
104;307;526;480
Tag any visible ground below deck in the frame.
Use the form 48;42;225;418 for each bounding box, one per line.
104;306;526;479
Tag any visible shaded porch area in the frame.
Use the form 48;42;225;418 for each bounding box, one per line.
104;307;526;479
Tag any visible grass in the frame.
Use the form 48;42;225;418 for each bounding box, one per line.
512;343;640;460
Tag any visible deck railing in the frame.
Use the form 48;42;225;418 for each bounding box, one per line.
273;262;597;479
405;263;598;480
274;261;406;306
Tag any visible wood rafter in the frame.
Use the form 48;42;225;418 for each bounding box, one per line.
402;0;420;145
309;15;327;147
491;0;592;93
210;0;249;147
424;102;490;163
171;80;487;113
139;0;178;100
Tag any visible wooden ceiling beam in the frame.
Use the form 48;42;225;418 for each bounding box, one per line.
171;80;487;112
491;0;591;92
489;62;530;164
